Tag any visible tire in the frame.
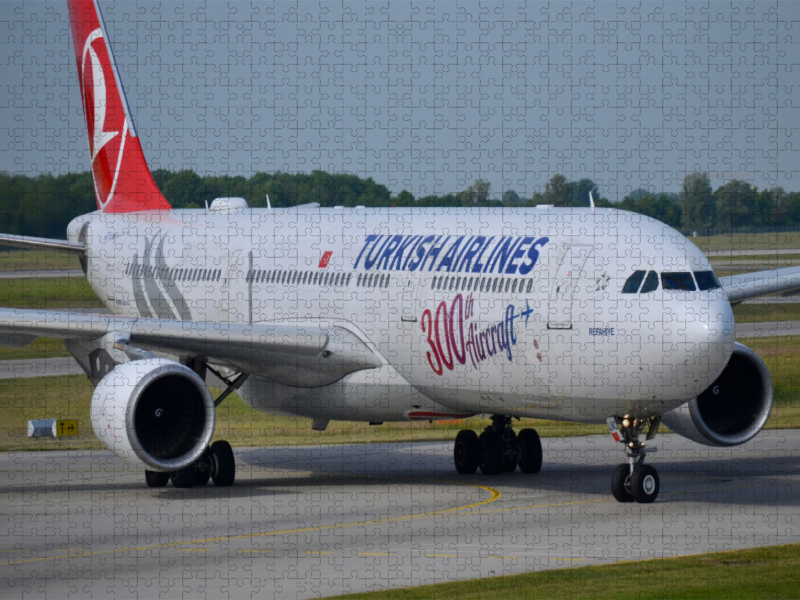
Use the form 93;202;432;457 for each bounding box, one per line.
195;463;211;486
517;428;543;474
611;464;634;503
630;464;659;504
478;431;503;475
501;430;518;473
145;470;169;488
210;440;236;487
454;430;479;474
170;465;196;488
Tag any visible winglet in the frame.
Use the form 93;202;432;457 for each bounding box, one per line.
67;0;170;213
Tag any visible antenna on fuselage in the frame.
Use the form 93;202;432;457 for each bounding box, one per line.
589;192;596;211
266;194;272;211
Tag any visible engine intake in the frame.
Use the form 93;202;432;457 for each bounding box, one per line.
662;342;773;446
91;358;215;470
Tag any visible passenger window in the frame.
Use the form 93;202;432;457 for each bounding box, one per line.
357;274;363;286
640;271;659;293
512;279;518;293
622;270;646;293
505;279;512;293
694;270;721;291
662;272;696;291
527;279;533;293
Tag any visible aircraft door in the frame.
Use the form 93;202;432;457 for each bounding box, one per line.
221;249;246;324
547;245;593;329
400;276;419;324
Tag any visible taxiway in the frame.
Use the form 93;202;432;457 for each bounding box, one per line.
1;431;798;599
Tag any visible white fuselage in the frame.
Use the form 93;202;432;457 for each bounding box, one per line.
68;205;735;424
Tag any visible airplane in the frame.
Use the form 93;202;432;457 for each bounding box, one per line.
1;0;799;502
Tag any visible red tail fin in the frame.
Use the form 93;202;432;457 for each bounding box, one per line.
68;0;170;213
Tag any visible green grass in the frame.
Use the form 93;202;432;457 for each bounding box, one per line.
0;249;80;271
330;543;800;600
734;303;800;323
0;375;606;452
693;231;800;253
0;277;102;309
0;337;68;360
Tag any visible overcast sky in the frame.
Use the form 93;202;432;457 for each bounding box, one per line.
2;1;800;201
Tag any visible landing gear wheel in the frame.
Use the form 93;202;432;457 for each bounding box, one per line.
170;465;196;488
517;428;543;474
501;430;518;472
611;464;633;503
145;470;169;488
478;431;503;475
630;464;659;504
454;430;479;474
195;459;212;486
210;440;236;487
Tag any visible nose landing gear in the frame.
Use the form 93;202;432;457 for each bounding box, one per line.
608;416;661;503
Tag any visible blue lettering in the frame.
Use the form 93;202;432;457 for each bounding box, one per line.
458;236;485;273
407;235;435;271
353;234;379;269
390;235;418;270
377;235;404;270
472;236;494;273
437;236;465;272
421;236;448;271
505;236;534;274
518;237;549;275
364;235;389;270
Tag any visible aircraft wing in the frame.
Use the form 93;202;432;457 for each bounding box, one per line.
0;308;380;387
720;265;800;305
0;233;85;254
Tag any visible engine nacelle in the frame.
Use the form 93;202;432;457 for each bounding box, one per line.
662;342;773;446
91;358;215;470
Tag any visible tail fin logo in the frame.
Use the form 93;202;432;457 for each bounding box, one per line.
68;0;171;213
80;28;125;209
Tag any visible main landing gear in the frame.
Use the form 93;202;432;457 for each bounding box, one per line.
145;440;236;489
453;415;542;475
608;415;661;504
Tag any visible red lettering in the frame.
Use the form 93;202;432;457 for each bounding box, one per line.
435;301;454;371
449;294;466;365
421;309;443;375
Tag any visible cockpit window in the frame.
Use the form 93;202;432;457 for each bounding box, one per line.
622;270;646;293
640;270;659;293
694;270;721;291
661;272;696;291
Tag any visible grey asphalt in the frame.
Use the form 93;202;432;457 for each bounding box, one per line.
0;431;798;599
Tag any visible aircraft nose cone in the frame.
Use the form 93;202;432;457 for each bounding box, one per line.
683;293;735;394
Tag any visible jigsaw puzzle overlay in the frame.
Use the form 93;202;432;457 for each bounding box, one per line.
1;1;800;599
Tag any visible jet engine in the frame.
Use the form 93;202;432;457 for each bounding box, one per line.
662;342;773;446
91;358;215;470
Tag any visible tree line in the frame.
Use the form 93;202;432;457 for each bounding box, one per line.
0;169;798;239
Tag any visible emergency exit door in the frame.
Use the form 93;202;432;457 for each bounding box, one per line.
548;245;593;329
